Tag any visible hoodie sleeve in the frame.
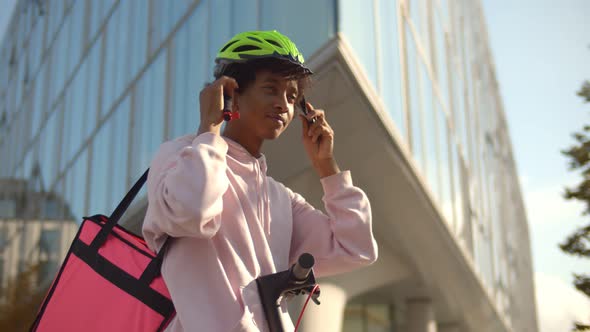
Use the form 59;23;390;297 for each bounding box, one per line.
142;133;229;250
288;171;378;277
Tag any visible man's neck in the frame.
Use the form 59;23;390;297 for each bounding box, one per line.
222;127;264;158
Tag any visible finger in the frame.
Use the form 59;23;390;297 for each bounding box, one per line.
307;120;322;136
306;108;325;122
306;116;330;136
312;128;327;143
216;76;239;97
217;75;238;86
299;114;310;135
304;102;316;119
310;124;328;141
314;126;334;143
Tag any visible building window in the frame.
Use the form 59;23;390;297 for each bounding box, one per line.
0;199;17;219
38;228;61;283
43;198;61;220
0;230;7;252
343;303;396;332
39;229;60;254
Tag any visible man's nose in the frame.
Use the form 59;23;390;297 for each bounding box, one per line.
274;94;290;112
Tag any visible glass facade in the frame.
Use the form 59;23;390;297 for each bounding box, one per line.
338;0;533;330
0;0;534;330
0;0;335;219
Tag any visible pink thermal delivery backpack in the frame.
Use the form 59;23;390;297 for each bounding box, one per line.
30;170;175;331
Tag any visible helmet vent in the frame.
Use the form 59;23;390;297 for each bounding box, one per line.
220;40;238;53
234;45;261;52
247;36;263;43
265;39;281;47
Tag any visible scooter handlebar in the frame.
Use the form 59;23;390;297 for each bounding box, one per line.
291;253;315;281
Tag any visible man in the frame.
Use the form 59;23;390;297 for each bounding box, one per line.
142;30;378;331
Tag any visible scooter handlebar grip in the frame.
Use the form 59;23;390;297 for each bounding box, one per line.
292;253;314;281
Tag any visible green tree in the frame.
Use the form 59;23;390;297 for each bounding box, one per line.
561;80;590;331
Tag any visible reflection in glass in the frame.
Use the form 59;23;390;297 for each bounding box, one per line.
433;10;449;109
209;0;232;67
130;0;149;84
55;16;70;106
11;111;23;170
32;66;46;135
102;6;120;116
438;104;454;227
15;55;24;110
151;1;191;55
85;39;100;133
0;199;17;219
453;62;466;158
23;150;33;180
90;0;117;43
455;152;472;255
131;51;166;183
406;27;424;174
232;0;258;33
33;14;45;72
114;7;127;104
62;55;89;171
60;91;73;172
54;179;67;219
89;119;112;215
65;148;88;222
40;229;60;253
170;5;206;138
30;92;41;147
69;1;84;73
260;0;334;57
379;0;405;140
0;143;6;177
39;109;59;190
108;98;130;210
408;0;422;36
61;14;74;84
420;62;439;202
89;0;103;42
340;0;377;88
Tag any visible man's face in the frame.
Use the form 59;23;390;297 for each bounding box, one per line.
234;70;299;140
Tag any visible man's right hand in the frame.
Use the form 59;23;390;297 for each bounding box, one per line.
197;76;239;135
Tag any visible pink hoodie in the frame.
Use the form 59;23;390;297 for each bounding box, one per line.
142;132;378;331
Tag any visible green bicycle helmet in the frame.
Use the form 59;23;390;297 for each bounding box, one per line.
215;30;312;75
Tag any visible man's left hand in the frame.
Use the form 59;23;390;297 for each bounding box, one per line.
299;102;341;178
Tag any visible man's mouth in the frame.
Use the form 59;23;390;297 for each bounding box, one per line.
267;114;285;125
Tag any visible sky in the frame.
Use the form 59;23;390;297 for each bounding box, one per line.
481;0;590;331
0;0;588;331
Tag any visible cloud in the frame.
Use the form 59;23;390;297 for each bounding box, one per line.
535;272;590;332
522;184;585;226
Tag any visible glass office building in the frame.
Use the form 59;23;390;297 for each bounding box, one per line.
0;0;538;331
